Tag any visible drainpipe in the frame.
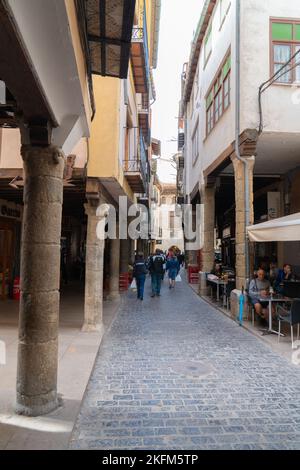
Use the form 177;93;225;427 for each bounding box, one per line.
235;0;250;287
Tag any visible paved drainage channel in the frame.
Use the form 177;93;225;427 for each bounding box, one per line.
170;361;215;378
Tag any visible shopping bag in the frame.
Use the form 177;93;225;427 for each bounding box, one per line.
175;274;182;282
130;279;137;290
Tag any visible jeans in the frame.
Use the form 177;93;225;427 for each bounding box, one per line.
151;273;162;295
136;274;146;299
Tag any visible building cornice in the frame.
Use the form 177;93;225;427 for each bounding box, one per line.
183;0;217;106
150;0;161;69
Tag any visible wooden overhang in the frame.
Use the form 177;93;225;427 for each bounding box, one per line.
85;0;136;79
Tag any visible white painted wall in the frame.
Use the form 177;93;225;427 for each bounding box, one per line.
185;0;300;198
185;0;236;197
240;0;300;134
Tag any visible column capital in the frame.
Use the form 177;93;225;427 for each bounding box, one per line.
21;144;65;177
84;200;109;219
231;154;256;172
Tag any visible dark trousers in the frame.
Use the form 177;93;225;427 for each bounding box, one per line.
136;274;146;299
151;273;162;295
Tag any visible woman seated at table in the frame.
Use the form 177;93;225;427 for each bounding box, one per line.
211;262;222;277
249;269;271;323
274;264;297;294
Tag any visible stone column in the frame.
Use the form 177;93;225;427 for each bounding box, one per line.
120;239;130;273
108;225;120;301
199;184;216;295
16;145;64;416
82;201;107;332
231;155;255;291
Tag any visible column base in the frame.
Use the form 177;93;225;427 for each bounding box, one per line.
199;272;210;296
15;391;62;417
81;322;104;334
107;292;121;302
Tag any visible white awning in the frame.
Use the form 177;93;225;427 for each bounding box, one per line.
247;213;300;242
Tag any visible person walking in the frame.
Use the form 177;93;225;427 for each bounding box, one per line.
166;252;180;289
132;253;148;301
149;249;165;297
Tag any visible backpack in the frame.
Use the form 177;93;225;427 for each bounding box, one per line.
152;255;165;273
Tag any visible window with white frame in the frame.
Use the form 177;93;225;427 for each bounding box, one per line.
204;25;212;65
192;121;199;164
220;0;231;27
271;19;300;84
206;53;231;136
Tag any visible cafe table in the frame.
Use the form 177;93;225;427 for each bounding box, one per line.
208;277;231;303
259;294;291;336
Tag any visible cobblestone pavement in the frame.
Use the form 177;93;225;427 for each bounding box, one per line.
70;275;300;450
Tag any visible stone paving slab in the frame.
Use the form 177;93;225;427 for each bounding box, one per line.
70;275;300;450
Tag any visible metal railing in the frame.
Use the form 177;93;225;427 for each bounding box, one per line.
123;133;148;193
131;14;150;91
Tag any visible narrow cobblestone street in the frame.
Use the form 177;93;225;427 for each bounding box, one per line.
70;275;300;450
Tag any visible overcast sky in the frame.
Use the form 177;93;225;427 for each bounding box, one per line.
152;0;204;183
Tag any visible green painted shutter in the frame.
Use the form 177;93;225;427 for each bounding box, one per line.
272;22;293;41
222;55;231;79
295;24;300;41
206;90;213;109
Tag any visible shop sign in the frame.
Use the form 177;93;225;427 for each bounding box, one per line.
0;199;22;221
267;192;280;220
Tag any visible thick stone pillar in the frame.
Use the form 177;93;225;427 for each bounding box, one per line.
199;184;216;295
16;145;64;416
108;226;120;301
231;155;255;291
82;201;107;332
120;239;130;273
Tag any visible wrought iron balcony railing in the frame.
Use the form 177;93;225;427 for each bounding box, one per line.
131;22;150;91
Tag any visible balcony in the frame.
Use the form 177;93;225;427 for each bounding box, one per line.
131;22;150;95
136;93;149;138
124;134;148;194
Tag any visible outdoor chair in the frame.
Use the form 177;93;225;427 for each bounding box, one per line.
224;280;236;310
245;285;255;326
277;299;300;349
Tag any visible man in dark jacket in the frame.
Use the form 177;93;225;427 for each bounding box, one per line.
148;249;165;297
133;253;148;301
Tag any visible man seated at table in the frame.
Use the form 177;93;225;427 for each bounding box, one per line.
248;269;271;323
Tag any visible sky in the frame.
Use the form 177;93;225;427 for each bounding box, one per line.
151;0;204;183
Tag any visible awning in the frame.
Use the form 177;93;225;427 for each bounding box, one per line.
85;0;136;78
247;213;300;242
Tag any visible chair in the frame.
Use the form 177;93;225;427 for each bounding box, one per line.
277;299;300;348
245;281;255;326
224;280;236;310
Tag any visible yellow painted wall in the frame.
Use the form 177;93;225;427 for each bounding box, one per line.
65;0;92;128
88;76;120;178
87;76;134;202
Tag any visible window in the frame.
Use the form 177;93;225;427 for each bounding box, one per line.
204;25;212;65
206;53;231;135
271;19;300;84
220;0;231;27
192;122;199;164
